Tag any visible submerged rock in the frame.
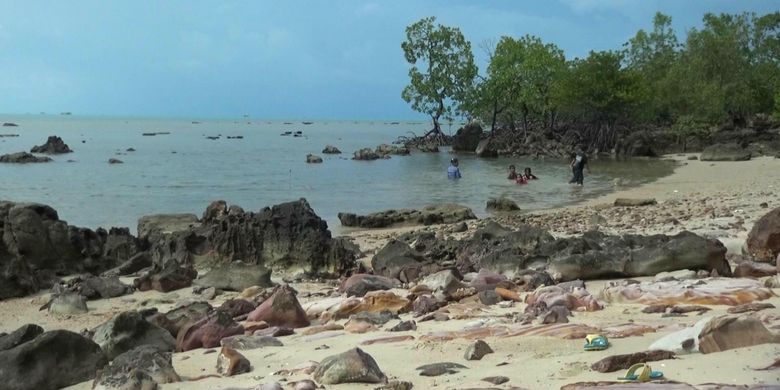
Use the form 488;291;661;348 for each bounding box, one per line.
339;204;476;229
306;154;323;163
0;152;52;163
613;198;657;207
312;348;386;384
322;145;342;154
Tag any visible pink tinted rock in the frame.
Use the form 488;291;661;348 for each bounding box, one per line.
246;285;310;328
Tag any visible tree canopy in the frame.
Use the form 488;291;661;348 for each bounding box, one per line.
401;17;478;135
401;11;780;151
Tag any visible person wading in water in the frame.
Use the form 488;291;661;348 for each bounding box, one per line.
569;149;590;186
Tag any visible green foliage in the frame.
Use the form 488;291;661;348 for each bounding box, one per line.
555;50;643;126
401;17;478;132
402;11;780;143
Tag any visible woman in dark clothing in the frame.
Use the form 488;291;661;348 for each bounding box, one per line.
569;150;589;185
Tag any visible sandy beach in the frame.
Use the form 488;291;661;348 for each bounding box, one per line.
1;154;779;390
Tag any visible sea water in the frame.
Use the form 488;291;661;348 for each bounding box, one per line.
0;115;675;233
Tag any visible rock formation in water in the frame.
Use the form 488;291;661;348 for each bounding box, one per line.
30;136;73;154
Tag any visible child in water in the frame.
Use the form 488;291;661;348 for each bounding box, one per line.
523;167;538;181
507;165;518;180
447;158;461;179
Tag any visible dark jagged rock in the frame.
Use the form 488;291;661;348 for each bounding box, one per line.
101;252;152;277
93;345;180;388
246;285;310;328
0;330;107;390
486;198;520;212
0;152;52;163
108;158;124;164
0;324;44;351
339;204;476;229
0;201;136;299
312;348;386;384
452;122;483;152
746;207;780;262
92;311;176;359
591;350;676;373
371;240;429;282
322;145;342;154
376;221;731;283
176;310;244;351
701;143;752;161
195;262;273;291
133;263;197;292
143;199;353;277
30;136;72;154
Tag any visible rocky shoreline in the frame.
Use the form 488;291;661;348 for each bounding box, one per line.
0;156;779;389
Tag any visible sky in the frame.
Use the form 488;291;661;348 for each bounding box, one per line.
1;1;778;120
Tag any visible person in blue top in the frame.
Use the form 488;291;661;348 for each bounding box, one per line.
447;158;461;179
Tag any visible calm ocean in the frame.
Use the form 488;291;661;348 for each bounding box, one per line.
0;115;674;233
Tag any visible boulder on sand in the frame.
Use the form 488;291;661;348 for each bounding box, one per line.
0;324;44;352
339;274;400;297
247;285;310;328
733;260;777;278
93;345;180;389
217;346;251;376
745;207;780;262
613;198;657;207
194;262;273;291
591;350;676;373
133;263;197;292
700;143;752;161
176;310;244;351
371;240;427;281
698;315;780;354
0;152;52;163
312;347;386;384
0;330;108;390
486;198;520;212
339;204;476;229
30;135;72;154
92;311;176;359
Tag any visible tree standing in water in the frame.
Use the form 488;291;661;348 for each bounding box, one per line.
402;17;477;144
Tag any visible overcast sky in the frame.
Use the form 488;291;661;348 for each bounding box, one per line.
1;1;777;119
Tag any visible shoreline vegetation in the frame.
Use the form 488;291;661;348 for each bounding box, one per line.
0;9;779;390
399;12;780;161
